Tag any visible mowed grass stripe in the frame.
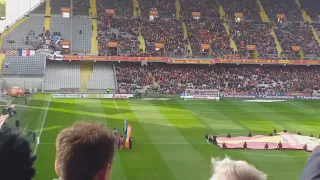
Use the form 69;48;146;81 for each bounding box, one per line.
110;100;176;180
128;100;209;180
224;99;308;179
152;100;216;180
33;95;61;180
260;101;320;134
88;99;127;180
179;99;289;180
175;99;247;133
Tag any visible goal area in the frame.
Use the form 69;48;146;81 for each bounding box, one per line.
180;89;220;101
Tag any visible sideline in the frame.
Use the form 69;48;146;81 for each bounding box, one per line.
34;97;51;155
22;122;29;134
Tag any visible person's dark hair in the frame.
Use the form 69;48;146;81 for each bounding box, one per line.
0;126;36;180
55;122;115;180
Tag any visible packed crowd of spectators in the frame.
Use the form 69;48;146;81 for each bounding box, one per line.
275;22;320;60
97;15;139;56
229;21;277;59
300;0;320;22
116;63;153;87
141;19;187;57
186;18;234;58
116;63;320;95
97;0;133;17
260;0;303;21
179;0;220;19
139;0;176;19
73;0;91;16
219;0;261;21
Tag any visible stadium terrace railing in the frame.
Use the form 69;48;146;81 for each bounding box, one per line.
58;55;320;66
1;0;45;32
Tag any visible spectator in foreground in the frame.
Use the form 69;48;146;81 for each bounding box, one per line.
0;126;36;180
209;157;267;180
301;146;320;180
55;122;115;180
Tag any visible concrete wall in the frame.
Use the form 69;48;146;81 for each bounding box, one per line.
0;0;42;32
1;77;44;92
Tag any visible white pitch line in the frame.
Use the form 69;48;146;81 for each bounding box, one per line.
242;101;248;105
22;122;28;134
288;102;315;113
162;100;166;105
34;97;51;155
113;100;119;110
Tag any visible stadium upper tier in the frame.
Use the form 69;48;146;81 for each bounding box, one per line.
0;0;320;60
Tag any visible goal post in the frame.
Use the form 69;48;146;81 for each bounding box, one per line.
181;89;220;101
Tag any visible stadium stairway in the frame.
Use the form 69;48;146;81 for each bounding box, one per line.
148;73;159;89
90;0;98;54
0;17;28;48
294;0;320;45
253;50;259;59
175;0;181;19
182;22;192;55
138;24;146;52
299;51;305;60
217;0;226;21
223;23;238;52
217;1;238;52
80;62;93;91
257;0;270;22
270;29;282;57
133;0;141;17
44;0;51;31
0;54;5;72
310;26;320;45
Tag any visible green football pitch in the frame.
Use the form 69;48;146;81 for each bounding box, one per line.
6;95;320;180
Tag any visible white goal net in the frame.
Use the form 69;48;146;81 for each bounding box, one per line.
181;89;220;101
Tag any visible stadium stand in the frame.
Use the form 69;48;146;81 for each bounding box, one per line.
186;18;234;58
1;15;44;50
219;0;261;21
32;2;46;14
116;62;152;87
229;21;278;59
179;0;220;19
50;0;71;14
116;63;320;95
1;54;46;76
50;15;92;53
44;61;80;91
139;0;176;19
97;16;139;56
275;22;320;60
300;0;320;22
141;19;187;57
97;0;133;17
73;0;91;16
87;62;116;90
260;0;303;21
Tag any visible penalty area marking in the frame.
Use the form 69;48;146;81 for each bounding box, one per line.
288;102;315;113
